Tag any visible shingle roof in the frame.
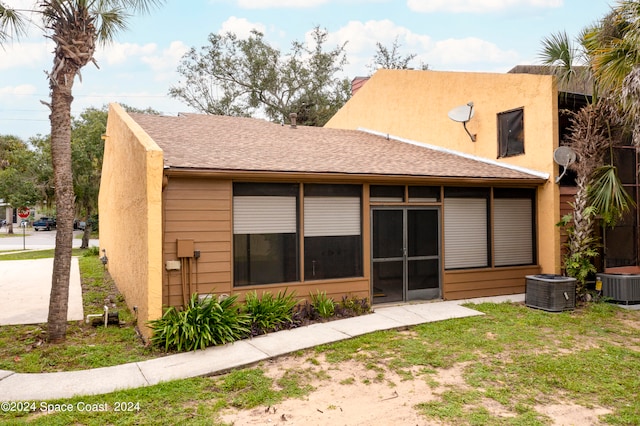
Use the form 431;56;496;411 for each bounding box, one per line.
128;112;545;181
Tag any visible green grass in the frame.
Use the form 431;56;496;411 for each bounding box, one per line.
0;254;162;373
0;248;85;260
1;284;639;424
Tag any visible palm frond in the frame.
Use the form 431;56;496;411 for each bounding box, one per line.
588;164;636;225
0;3;27;43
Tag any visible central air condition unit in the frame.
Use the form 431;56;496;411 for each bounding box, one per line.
525;274;576;312
597;273;640;305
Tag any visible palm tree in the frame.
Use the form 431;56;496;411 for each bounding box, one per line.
539;28;633;293
586;1;640;147
0;0;164;343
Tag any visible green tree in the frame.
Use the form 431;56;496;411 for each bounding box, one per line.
0;0;165;343
367;36;429;74
71;104;158;248
71;107;106;248
169;26;351;127
0;135;41;234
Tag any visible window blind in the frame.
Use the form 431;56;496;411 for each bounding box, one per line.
304;197;360;237
494;198;533;266
444;197;488;269
233;196;297;234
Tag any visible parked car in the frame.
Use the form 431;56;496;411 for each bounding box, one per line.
33;217;56;231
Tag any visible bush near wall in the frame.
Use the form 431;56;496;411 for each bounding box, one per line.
149;291;371;352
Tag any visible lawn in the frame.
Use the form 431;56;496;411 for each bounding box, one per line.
0;298;639;425
1;249;639;425
0;251;163;373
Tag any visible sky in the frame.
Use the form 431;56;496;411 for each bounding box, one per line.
0;0;615;140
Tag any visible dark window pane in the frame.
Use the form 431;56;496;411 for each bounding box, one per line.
408;259;439;290
371;185;404;202
613;147;637;185
233;182;299;196
444;187;490;198
372;261;403;303
304;235;362;280
304;184;361;197
407;209;439;257
408;186;440;202
372;210;404;259
498;108;524;158
233;233;298;286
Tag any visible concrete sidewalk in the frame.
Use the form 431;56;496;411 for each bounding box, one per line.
0;294;524;401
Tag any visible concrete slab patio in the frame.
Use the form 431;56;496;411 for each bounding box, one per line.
0;258;84;326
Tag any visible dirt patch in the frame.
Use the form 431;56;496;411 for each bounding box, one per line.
535;403;612;426
219;355;611;425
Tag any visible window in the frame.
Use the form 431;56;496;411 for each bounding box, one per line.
498;108;524;158
233;183;299;286
444;188;490;269
370;185;404;202
304;184;362;280
493;188;535;266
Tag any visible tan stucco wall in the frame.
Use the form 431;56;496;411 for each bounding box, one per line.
99;103;164;340
326;69;561;274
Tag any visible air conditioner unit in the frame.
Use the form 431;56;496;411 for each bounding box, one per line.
597;273;640;305
525;275;576;312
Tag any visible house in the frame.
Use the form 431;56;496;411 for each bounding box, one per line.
100;92;550;338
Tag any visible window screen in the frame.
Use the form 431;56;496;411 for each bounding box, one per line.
233;183;299;286
498;108;524;158
303;184;362;280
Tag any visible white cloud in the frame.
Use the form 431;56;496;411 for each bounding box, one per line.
94;42;158;66
430;37;519;66
141;41;190;75
407;0;562;13
0;41;51;71
324;20;519;76
0;84;37;96
236;0;330;9
219;16;266;38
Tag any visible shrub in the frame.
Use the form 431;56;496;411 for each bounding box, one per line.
310;291;335;318
149;293;249;352
336;295;371;317
244;290;300;335
83;246;100;257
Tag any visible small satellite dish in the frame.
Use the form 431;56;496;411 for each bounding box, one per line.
448;102;476;142
553;146;577;183
448;102;475;122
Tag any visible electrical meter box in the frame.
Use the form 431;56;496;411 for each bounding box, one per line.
176;239;195;258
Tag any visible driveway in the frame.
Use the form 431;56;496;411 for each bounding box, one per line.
0;258;84;325
0;230;93;326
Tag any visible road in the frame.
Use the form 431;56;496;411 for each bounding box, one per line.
0;228;98;251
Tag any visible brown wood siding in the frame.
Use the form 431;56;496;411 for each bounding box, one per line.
443;265;541;300
163;178;233;306
559;186;577;268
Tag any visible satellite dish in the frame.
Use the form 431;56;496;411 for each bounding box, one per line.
448;102;476;142
553;146;577;183
448;102;475;122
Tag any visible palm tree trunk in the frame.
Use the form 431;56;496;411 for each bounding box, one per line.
47;72;75;343
81;203;91;249
567;173;597;293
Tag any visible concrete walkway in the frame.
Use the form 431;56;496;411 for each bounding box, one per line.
0;294;524;401
0;258;84;326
